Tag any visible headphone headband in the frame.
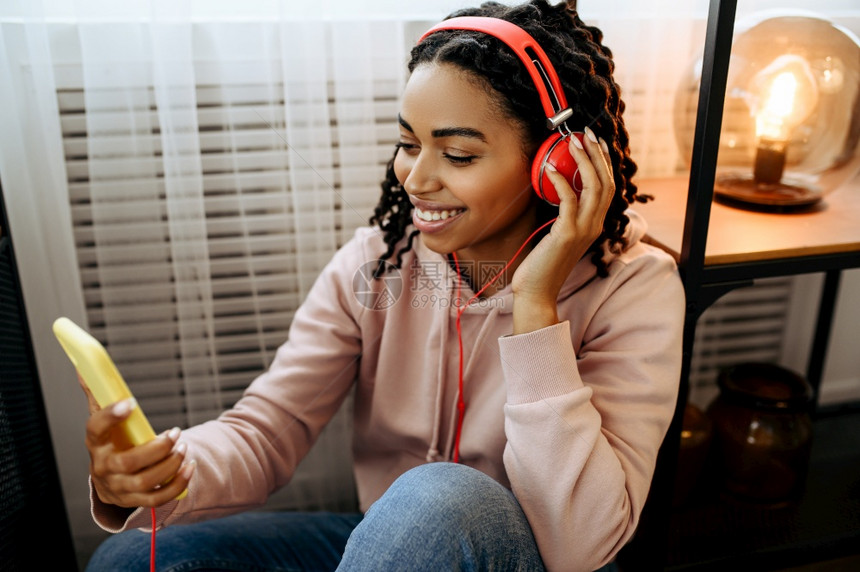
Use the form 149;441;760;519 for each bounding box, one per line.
418;16;572;130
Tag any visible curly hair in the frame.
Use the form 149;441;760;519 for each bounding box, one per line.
370;0;648;278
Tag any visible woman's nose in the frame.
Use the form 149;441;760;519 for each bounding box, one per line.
402;153;441;195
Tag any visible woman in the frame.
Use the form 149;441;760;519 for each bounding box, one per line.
84;1;683;570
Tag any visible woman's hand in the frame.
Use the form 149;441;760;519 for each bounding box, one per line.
80;376;195;509
511;126;616;334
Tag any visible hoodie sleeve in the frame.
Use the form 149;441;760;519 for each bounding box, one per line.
498;246;684;572
91;229;372;532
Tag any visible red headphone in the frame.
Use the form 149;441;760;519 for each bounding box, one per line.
418;16;584;206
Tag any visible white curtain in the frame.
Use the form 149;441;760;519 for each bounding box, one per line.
1;0;858;562
0;0;423;555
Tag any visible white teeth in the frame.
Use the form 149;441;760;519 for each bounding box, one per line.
415;207;464;222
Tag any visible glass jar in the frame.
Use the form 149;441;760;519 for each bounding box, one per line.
707;362;814;503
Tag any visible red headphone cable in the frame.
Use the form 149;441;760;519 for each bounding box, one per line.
450;216;557;463
150;507;157;572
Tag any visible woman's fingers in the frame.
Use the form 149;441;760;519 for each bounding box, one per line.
588;129;614;192
575;127;614;215
544;163;577;213
552;127;614;234
86;398;194;508
591;135;616;216
103;426;181;475
101;439;189;498
77;373;101;415
85;398;137;449
95;454;195;509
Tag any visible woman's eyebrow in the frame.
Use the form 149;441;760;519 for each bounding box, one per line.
431;126;487;142
397;114;487;143
398;114;414;132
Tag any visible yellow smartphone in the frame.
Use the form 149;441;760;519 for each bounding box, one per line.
53;317;187;499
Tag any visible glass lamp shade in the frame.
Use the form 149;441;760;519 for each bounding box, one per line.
674;12;860;209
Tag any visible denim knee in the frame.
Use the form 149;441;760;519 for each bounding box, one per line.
363;463;503;537
338;462;546;571
386;462;516;516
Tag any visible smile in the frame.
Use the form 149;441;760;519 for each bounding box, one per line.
414;206;466;221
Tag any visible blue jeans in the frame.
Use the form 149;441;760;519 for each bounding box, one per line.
87;463;617;571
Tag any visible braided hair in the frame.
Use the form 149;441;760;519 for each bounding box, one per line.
370;0;648;278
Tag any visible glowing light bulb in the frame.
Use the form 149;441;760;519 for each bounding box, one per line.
754;55;819;141
750;55;819;184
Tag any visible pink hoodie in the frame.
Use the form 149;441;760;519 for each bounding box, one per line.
91;209;684;572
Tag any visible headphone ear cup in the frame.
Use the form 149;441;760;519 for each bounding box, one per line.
530;132;584;205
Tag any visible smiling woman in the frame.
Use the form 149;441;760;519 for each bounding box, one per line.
77;2;685;572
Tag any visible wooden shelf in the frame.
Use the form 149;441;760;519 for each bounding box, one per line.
635;175;860;267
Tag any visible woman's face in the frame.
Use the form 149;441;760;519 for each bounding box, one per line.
394;63;538;260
